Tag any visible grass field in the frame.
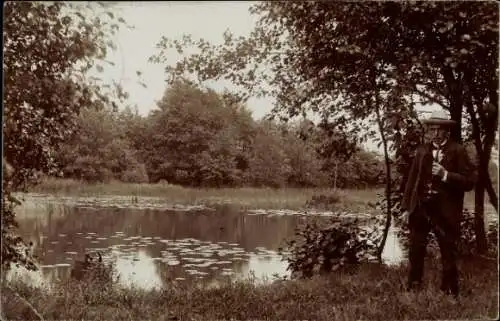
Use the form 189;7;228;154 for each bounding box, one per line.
2;258;497;321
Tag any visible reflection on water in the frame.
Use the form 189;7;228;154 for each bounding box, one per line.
113;249;163;290
239;253;290;282
381;223;405;266
10;198;405;290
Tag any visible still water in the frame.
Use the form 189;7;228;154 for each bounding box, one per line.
7;194;405;290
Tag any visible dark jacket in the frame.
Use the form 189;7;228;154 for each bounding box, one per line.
401;140;476;225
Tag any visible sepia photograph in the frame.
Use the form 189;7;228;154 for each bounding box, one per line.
2;1;498;320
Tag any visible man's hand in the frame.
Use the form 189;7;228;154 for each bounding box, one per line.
400;210;410;226
432;162;446;178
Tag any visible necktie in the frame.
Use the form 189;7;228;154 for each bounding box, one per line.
432;147;442;162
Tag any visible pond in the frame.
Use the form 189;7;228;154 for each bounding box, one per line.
6;194;405;290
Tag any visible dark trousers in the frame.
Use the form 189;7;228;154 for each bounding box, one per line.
407;196;460;296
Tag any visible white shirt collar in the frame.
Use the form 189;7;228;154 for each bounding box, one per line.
432;139;447;149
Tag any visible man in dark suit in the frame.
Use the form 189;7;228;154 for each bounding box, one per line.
400;110;476;298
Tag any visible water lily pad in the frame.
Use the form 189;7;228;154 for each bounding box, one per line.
194;261;214;268
39;265;55;268
216;250;232;257
164;259;180;266
186;270;208;276
214;261;232;265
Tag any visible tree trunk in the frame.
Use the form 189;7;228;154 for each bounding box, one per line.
482;137;498;213
464;86;489;252
465;69;499;213
333;161;338;191
485;171;498;213
442;66;463;142
449;97;463;143
371;70;392;261
474;177;488;254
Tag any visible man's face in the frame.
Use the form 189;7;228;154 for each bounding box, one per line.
425;124;449;145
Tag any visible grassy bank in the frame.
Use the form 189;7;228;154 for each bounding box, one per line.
27;178;488;213
29;178;383;211
2;258;497;321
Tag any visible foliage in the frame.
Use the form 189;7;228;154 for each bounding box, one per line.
305;194;342;211
242;120;291;188
144;80;253;187
71;254;117;288
91;79;381;189
57;107;149;183
1;188;38;272
281;123;330;187
2;1;131;270
458;210;498;257
333;151;385;189
285;215;385;279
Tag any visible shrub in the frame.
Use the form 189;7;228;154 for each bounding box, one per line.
284;215;384;279
2;159;38;273
120;163;149;183
305;193;342;210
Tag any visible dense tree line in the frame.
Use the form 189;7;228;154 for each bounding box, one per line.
54;79;385;189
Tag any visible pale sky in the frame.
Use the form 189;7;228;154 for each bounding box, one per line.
90;1;273;119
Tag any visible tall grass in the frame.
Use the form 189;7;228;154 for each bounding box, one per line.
29;178;383;211
27;177;494;215
2;258;497;321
